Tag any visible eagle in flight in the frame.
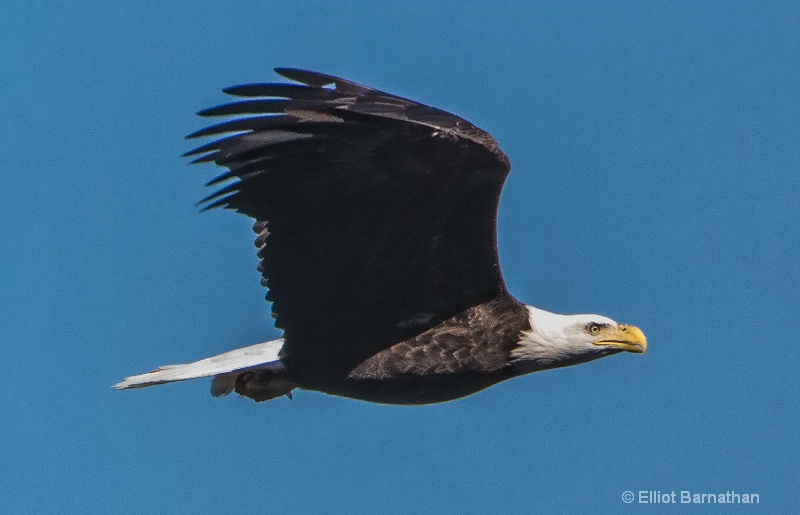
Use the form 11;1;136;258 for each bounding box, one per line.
115;68;646;404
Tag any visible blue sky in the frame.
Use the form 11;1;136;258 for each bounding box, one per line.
2;1;798;513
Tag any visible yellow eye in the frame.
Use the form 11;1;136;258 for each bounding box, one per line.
587;323;602;335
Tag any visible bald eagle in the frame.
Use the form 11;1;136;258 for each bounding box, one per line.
115;68;646;404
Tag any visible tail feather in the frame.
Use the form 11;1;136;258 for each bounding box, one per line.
113;338;285;390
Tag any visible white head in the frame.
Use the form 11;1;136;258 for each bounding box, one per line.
510;305;647;370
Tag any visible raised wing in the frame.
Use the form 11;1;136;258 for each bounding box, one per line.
186;68;512;376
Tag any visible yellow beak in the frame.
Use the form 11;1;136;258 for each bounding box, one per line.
594;324;647;354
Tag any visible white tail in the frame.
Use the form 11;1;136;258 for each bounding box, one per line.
113;339;285;396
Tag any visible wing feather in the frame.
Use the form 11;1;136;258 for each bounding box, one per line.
189;69;511;377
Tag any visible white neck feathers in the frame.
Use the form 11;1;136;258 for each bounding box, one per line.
510;306;608;366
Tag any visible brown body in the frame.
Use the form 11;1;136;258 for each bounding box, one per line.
235;297;531;404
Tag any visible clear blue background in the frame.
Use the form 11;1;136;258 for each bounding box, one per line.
2;2;798;513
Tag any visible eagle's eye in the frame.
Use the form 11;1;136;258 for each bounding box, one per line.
586;323;602;336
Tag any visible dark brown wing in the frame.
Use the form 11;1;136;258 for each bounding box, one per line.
186;68;512;376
